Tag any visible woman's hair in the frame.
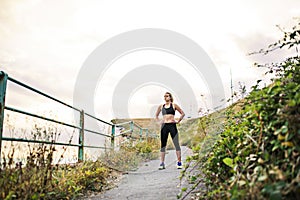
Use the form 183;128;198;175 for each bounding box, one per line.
165;92;173;102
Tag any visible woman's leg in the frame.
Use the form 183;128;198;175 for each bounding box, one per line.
170;123;181;162
160;124;169;163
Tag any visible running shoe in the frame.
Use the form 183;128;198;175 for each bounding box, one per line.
177;162;183;169
158;163;165;170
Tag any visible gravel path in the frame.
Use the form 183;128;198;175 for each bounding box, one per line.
85;146;193;200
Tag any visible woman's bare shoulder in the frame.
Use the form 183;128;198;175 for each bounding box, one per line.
173;103;182;110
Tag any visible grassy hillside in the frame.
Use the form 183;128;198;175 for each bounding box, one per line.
179;22;300;199
178;67;300;199
178;100;245;151
112;118;160;135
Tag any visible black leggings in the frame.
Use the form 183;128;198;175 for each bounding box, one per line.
160;123;181;152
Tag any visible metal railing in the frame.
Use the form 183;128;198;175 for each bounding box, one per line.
0;71;154;162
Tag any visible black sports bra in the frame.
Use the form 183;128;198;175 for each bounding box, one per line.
162;103;175;115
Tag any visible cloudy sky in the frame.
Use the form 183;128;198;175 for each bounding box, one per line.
1;0;299;125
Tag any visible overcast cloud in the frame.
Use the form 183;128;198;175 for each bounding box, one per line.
0;0;299;124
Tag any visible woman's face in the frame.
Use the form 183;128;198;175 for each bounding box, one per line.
164;93;170;101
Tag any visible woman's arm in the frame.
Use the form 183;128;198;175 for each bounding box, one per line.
174;103;185;123
155;104;162;121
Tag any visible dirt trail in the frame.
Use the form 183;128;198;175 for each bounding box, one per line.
85;146;193;200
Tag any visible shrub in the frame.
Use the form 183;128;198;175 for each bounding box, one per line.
199;20;300;199
179;20;300;200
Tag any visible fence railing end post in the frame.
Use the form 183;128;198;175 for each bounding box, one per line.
0;71;8;161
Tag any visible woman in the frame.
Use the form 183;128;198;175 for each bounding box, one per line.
155;92;185;170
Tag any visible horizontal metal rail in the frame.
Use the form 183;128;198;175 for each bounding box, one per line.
1;137;111;150
84;127;112;138
115;121;132;126
7;76;81;112
115;129;132;137
1;137;80;147
133;123;142;129
84;112;113;126
5;106;81;130
0;71;156;163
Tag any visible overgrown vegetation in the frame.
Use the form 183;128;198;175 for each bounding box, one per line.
1;19;299;200
179;108;226;149
101;139;160;172
0;123;159;199
180;20;300;199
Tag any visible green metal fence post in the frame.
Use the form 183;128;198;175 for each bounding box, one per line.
146;129;148;140
130;121;134;133
111;124;115;149
139;128;143;141
78;109;84;162
0;71;8;160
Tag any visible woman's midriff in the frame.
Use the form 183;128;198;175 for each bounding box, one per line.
163;114;176;123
